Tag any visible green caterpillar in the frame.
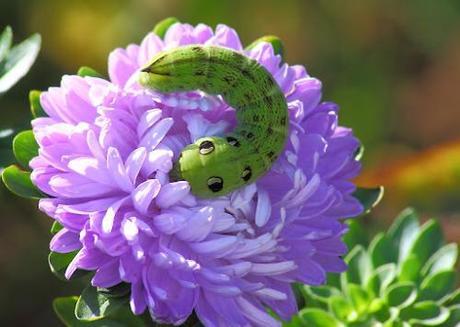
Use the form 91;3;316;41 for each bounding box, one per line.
139;45;288;198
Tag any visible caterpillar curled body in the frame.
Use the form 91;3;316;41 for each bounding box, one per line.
139;45;288;198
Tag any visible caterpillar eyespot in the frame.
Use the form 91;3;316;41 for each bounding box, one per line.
139;45;288;198
199;140;215;155
241;167;252;182
207;176;224;192
226;136;240;147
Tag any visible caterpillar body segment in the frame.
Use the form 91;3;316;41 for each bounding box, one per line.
139;45;288;198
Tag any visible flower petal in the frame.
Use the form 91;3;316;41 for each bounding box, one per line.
155;181;190;209
132;179;161;215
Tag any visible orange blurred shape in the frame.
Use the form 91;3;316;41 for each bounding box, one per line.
358;140;460;203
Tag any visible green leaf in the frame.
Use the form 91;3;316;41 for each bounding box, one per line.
352;186;384;214
246;35;285;57
153;17;180;39
48;250;78;281
369;233;396;268
53;296;126;327
443;304;460;327
329;295;354;322
54;296;88;327
326;273;342;290
401;301;450;326
366;263;397;297
443;288;460;306
0;33;41;93
298;308;343;327
1;164;42;198
388;208;420;263
385;321;411;327
78;66;103;78
302;285;342;309
29;90;47;117
13;130;38;169
97;283;131;299
347;284;370;315
343;245;372;286
368;298;391;323
50;221;64;234
75;285;129;321
398;253;423;283
421;243;458;277
407;219;443;265
282;314;304;327
384;282;417;308
343;219;369;249
104;305;147;327
419;270;456;302
0;26;13;63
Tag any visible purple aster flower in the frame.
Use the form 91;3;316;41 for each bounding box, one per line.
31;23;363;326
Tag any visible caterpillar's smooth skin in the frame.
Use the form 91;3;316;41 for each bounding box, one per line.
139;45;288;198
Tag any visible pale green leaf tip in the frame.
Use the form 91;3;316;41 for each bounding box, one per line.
77;66;103;78
153;17;180;39
29;89;47;117
246;35;284;57
50;221;64;235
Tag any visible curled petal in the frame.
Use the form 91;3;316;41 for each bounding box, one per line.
132;179;161;215
50;229;81;253
155;181;190;209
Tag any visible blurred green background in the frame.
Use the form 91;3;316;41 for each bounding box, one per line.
1;0;460;325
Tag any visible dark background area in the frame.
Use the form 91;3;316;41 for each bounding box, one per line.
1;0;460;325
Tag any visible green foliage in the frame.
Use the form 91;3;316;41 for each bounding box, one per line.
0;26;41;94
12;130;38;169
153;17;180;38
77;66;103;78
54;296;145;327
290;209;460;327
54;287;203;327
29;89;47;118
246;35;285;57
75;285;130;321
1;164;42;198
0;26;12;63
48;250;90;281
50;221;64;234
296;308;342;327
53;286;147;326
352;187;384;214
0;24;42;180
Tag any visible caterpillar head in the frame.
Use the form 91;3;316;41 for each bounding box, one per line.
138;46;208;93
169;136;251;198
